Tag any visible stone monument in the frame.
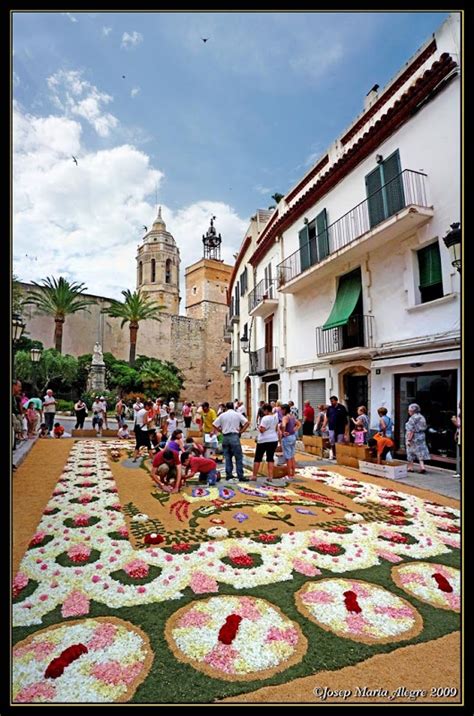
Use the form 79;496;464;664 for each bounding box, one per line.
87;342;106;393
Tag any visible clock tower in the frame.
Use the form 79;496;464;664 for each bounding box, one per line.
202;216;222;261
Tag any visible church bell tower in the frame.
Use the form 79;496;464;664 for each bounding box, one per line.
136;207;180;314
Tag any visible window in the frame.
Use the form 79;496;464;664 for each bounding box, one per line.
138;261;143;285
365;150;405;228
299;209;329;271
417;242;443;303
192;286;197;295
240;267;248;296
151;258;156;283
165;259;172;284
234;283;240;316
264;263;273;297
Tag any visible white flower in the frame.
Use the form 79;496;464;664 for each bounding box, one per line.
345;513;364;523
207;526;229;539
132;513;149;523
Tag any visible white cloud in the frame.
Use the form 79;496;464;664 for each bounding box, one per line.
62;13;78;23
130;87;141;98
121;31;143;49
254;185;270;196
47;69;118;137
289;42;344;81
13;103;247;311
102;26;112;36
13;71;20;87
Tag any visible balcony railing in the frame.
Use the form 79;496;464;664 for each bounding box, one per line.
228;351;240;371
249;347;279;375
278;169;429;285
248;279;278;314
230;298;240;323
315;315;375;356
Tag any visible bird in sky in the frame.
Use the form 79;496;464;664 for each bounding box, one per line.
202;38;208;43
142;225;148;232
72;155;78;165
122;75;126;79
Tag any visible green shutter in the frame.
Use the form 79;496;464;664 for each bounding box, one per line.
316;209;329;261
383;151;405;216
322;270;362;331
418;243;442;288
365;166;385;228
299;226;310;272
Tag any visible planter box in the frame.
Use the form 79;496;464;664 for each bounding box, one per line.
336;443;371;468
258;461;288;478
302;436;330;456
358;459;407;480
186;429;203;438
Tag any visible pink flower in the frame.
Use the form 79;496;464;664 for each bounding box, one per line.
13;572;29;598
123;559;149;579
178;609;212;628
61;590;90;618
265;626;299;646
15;681;56;703
79;494;93;504
67;543;91;563
29;532;46;547
346;613;369;634
236;597;262;621
86;623;117;651
73;514;90;527
303;590;335;605
293;559;322;577
190;572;219;594
373;605;414;618
90;660;142;686
377;550;403;563
118;526;129;537
203;642;238;673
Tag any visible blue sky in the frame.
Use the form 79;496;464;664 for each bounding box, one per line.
13;11;449;304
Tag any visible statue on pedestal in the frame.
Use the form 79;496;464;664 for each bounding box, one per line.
87;342;106;392
92;342;105;366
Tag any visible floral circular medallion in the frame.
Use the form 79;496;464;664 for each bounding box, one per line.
295;578;423;644
165;596;307;681
13;617;153;703
391;562;460;612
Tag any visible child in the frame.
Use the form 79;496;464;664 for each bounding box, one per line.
117;423;130;439
38;423;49;438
167;411;178;435
351;419;367;445
180;451;220;486
184;437;205;457
367;433;395;464
26;401;39;439
53;422;65;439
351;406;369;432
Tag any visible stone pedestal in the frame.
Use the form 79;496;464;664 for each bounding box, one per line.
87;364;106;393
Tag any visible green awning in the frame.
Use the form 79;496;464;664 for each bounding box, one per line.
322;272;362;330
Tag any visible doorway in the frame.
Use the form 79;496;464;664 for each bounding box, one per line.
344;373;368;423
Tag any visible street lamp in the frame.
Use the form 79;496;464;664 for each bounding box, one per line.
12;314;26;343
221;361;227;373
30;347;42;396
443;222;461;273
240;334;250;353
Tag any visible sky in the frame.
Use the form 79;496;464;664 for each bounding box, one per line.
12;10;450;310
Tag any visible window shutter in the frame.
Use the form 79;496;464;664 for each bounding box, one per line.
316;209;329;261
383;151;405;216
299;226;310;271
418;243;442;288
365;166;384;228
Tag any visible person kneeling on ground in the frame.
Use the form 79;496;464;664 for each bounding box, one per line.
184;437;205;457
180;451;220;486
117;423;130;439
151;448;182;492
38;422;49;438
53;422;65;438
367;432;394;464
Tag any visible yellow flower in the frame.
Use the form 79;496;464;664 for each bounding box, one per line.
253;504;284;516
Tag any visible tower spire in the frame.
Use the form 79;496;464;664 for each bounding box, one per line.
152;205;166;230
202;216;222;261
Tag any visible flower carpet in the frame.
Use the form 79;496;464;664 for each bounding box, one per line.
12;440;461;703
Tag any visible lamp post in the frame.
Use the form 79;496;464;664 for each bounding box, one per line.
30;347;42;396
443;222;461;273
12;314;26;344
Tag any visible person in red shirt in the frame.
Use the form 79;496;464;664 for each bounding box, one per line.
302;400;315;436
180;451;220;485
151;449;182;492
53;422;65;439
367;433;395;463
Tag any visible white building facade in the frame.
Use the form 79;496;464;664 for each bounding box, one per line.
227;14;461;467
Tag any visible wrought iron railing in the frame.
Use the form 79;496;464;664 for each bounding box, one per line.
248;278;278;313
315;315;375;356
278;169;429;285
249;347;279;375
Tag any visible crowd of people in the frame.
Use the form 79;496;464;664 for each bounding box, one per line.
12;381;461;480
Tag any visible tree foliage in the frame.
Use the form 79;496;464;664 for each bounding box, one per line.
14;349;79;396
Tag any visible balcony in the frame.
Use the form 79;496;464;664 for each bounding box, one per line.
315;314;375;359
249;347;279;376
248;279;279;318
230;303;240;324
228;351;240;372
278;170;433;293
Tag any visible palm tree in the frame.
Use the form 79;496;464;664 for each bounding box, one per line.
102;289;165;366
23;276;96;353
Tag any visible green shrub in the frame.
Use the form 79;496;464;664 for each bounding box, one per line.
56;399;74;413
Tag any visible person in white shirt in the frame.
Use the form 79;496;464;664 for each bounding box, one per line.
118;424;130;439
237;401;246;416
132;401;154;462
168;398;175;412
167;412;178;434
252;403;279;481
98;396;108;429
42;389;56;433
213;402;249;481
